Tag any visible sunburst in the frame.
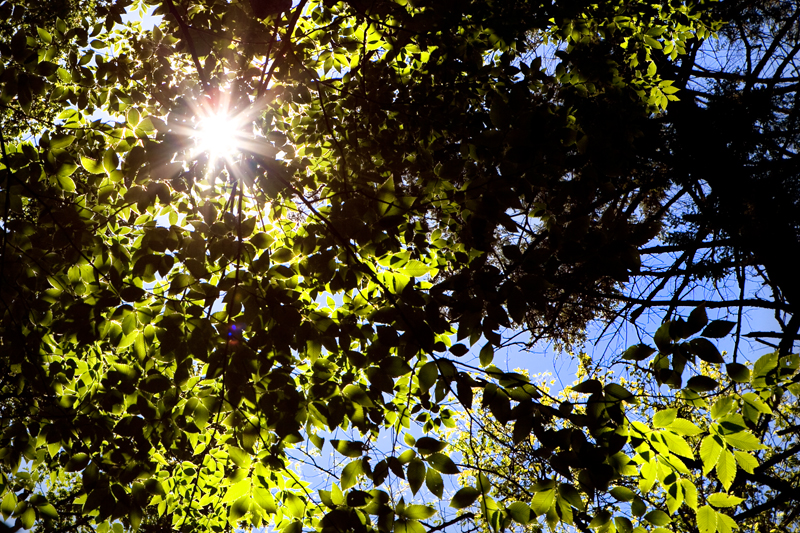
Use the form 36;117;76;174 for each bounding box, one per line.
191;94;251;162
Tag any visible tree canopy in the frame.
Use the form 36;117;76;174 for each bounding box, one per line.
0;0;798;532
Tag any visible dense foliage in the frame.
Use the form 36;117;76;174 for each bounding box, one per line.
0;0;797;532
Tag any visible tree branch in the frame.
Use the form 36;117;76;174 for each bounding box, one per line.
163;0;209;89
423;512;475;533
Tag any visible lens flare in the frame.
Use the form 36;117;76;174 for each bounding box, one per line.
194;110;244;159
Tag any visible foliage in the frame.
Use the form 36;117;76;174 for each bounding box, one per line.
452;310;800;533
0;0;797;532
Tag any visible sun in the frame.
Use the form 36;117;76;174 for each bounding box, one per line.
194;111;245;159
186;91;275;176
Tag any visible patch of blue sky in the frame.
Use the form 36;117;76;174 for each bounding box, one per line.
121;1;163;31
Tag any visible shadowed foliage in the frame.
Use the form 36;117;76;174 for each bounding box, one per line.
0;0;797;532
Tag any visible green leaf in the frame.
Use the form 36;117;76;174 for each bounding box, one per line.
229;494;250;523
57;109;79;121
726;363;750;383
223;478;250;504
57;67;73;83
342;385;374;407
428;453;459;474
667;490;683;515
65;453;90;472
402;260;430;277
407;458;425;495
717;513;737;533
251;232;274;249
653;408;677;427
451;487;481;509
103;149;119;173
38;502;58;520
716;449;736;490
37;27;53;43
615;516;634;533
610;486;635;502
415;436;447;455
51;134;76;149
741;392;771;415
639;459;657;494
254;485;277;513
228;446;251;468
284;493;304;518
687;375;719;392
331;439;364;458
701;435;724;475
662;431;694;458
144;478;165;497
643;510;670;526
733;450;758;474
396;519;426;533
681;479;698;510
707;493;744;508
622;344;656;361
697;505;717;533
1;492;17;518
140;374;171;393
507;502;532;524
282;522;303;533
425;467;444;498
572;379;603;394
127;108;140;126
723;431;765;451
341;459;364;490
346;490;371;510
382;356;412;377
711;397;734;420
605;383;635;402
449;343;469;357
20;506;35;530
666;418;703;436
680;389;708;408
512;415;532;445
418;362;438;391
558;483;584;510
56;162;78;178
58;175;76;192
531;489;554;516
479;343;494;366
402;505;436;520
81;156;105;174
398;450;416;464
589;510;612;529
654;322;673;352
631;496;647;516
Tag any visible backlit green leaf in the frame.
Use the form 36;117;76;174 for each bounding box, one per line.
653;408;677;427
697;505;717;533
644;510;670;526
451;487;480;509
407;458;425;495
428;453;459;474
716;449;736;490
223;478;250;504
707;493;744;508
81;156;105;174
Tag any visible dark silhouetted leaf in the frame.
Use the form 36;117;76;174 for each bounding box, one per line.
687;376;719;393
702;320;736;338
